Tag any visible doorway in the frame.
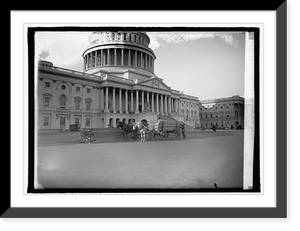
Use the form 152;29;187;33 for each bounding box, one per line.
59;116;66;130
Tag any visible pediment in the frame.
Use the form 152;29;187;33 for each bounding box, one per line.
138;77;171;91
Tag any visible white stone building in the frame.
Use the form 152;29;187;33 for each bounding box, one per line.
37;31;200;130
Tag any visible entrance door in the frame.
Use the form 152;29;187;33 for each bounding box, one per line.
59;116;66;130
75;116;82;129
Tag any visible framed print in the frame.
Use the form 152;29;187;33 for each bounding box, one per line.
4;2;287;218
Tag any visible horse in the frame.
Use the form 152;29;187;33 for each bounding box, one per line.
133;121;148;142
115;121;135;142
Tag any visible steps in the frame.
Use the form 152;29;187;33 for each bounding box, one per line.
158;115;177;122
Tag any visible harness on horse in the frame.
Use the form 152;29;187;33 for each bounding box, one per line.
116;121;135;141
133;122;149;142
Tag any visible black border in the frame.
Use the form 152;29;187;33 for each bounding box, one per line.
3;2;286;217
26;26;260;194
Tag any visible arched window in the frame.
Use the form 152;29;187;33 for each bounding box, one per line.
59;95;67;109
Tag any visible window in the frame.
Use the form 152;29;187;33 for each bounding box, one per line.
44;96;50;107
75;100;80;110
61;85;66;90
87;88;91;94
43;115;50;126
45;82;50;88
59;95;67;108
86;101;91;111
226;111;230;117
86;117;91;126
76;86;81;92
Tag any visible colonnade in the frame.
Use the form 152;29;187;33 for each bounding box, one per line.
84;48;155;72
101;87;182;116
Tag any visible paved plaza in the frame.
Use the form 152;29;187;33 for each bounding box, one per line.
36;130;244;190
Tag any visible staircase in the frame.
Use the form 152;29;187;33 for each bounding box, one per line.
158;115;177;121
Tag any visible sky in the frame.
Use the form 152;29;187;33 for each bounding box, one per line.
35;31;245;100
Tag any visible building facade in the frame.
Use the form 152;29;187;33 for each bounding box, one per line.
199;95;244;129
37;31;200;130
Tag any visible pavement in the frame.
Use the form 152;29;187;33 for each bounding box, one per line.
36;130;244;190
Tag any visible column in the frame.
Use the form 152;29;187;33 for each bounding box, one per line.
128;50;131;66
141;91;144;112
95;51;98;67
100;88;104;111
135;50;137;66
141;52;143;68
121;49;124;66
114;49;117;65
82;85;86;111
147;91;149;104
156;93;159;113
92;87;96;112
105;87;109;112
52;80;56;109
160;94;164;115
130;90;134;112
151;92;154;113
86;54;90;68
95;87;99;111
119;88;122;113
125;90;128;113
100;50;103;66
112;87;116;113
136;90;139;113
164;95;168;115
168;97;171;115
179;100;182;115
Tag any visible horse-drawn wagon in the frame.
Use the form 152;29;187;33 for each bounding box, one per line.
151;119;186;140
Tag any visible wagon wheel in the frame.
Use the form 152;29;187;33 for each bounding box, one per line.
79;135;85;143
149;131;154;141
160;131;168;140
132;133;139;141
175;128;181;139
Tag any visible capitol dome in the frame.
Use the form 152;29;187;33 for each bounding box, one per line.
82;31;156;77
